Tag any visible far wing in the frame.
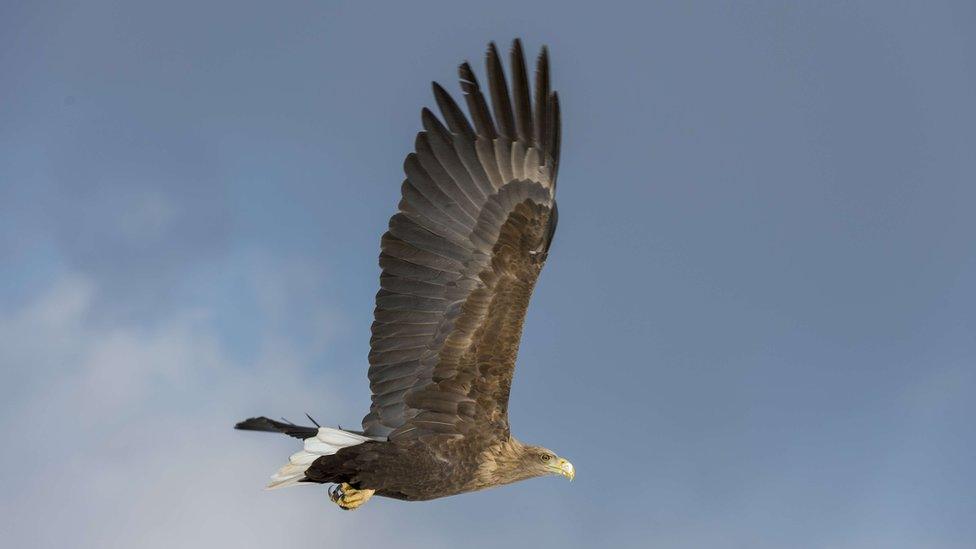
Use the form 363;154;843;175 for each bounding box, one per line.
362;40;561;443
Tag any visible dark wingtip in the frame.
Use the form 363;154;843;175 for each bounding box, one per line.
538;45;549;70
430;82;450;107
486;41;502;66
458;62;476;92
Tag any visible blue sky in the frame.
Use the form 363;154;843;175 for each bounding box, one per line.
2;1;974;547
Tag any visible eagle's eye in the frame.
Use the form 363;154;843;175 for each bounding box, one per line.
541;454;551;462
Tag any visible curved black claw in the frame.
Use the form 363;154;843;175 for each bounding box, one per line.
329;484;343;504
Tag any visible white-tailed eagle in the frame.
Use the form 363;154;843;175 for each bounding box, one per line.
236;39;572;510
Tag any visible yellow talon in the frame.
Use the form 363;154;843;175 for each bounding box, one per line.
330;483;375;510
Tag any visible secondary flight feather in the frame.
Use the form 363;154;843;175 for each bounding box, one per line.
236;39;572;510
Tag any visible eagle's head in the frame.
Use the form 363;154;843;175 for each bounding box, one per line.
522;445;575;481
482;439;575;486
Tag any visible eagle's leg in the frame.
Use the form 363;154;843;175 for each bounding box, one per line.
329;483;375;511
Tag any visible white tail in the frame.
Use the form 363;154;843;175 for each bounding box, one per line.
266;427;373;489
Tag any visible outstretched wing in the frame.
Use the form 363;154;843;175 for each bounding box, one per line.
362;40;561;443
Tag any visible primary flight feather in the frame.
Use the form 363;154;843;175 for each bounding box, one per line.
236;39;572;510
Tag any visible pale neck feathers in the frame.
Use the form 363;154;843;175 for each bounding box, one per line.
475;438;540;487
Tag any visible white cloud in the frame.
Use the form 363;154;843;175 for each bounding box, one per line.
0;274;436;548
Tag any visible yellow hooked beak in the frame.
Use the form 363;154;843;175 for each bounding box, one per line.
555;458;575;481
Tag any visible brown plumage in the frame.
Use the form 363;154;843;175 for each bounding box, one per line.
236;39;572;509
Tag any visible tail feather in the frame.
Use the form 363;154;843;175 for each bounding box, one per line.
235;416;376;490
234;416;318;440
